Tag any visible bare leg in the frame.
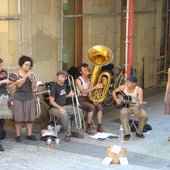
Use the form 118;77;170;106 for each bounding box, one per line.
26;123;32;136
15;123;21;136
26;123;37;141
97;110;102;124
87;111;93;124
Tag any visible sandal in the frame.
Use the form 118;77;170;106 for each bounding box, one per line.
63;136;71;142
71;131;84;138
124;134;131;141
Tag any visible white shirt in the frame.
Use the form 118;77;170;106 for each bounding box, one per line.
123;85;139;102
76;76;90;96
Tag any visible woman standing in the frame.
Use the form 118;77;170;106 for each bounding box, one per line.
13;56;37;143
164;68;170;141
0;58;13;151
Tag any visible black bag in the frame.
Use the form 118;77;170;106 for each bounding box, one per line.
129;120;152;132
39;135;56;141
67;66;80;79
143;123;152;132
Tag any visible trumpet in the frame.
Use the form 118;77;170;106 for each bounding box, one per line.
27;68;37;82
67;75;82;129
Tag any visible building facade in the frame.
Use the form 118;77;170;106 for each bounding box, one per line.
0;0;168;88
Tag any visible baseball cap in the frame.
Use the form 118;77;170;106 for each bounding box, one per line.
127;75;137;83
56;70;68;76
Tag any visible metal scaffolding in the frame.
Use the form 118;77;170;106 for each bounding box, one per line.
154;0;169;84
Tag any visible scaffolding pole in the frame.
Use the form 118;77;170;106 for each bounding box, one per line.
164;0;169;79
18;0;22;58
28;0;32;57
0;17;19;20
60;0;64;69
154;0;168;85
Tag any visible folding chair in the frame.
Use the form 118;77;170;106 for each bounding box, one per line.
81;110;96;130
128;113;137;136
49;114;62;133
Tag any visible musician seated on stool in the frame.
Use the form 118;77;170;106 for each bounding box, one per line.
49;70;84;142
112;75;148;141
75;63;105;134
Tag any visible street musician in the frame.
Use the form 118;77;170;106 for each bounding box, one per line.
0;58;16;151
75;63;105;134
49;70;84;142
112;75;148;141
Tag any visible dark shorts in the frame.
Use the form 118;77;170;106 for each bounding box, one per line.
78;96;103;112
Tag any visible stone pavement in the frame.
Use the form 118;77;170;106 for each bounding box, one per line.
0;87;170;170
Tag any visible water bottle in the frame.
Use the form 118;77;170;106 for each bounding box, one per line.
119;124;124;143
47;137;52;145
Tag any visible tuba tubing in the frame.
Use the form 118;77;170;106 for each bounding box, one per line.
88;45;113;105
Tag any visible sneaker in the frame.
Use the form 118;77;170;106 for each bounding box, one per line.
97;126;105;133
26;135;38;141
71;131;84;138
63;136;71;142
16;136;22;143
0;144;5;152
124;134;131;141
86;127;94;134
136;132;145;139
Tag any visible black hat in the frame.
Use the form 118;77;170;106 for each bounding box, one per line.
127;75;137;83
56;70;68;76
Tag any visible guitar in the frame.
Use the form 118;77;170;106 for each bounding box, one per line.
113;91;147;110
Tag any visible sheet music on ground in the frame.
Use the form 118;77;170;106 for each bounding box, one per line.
89;132;118;141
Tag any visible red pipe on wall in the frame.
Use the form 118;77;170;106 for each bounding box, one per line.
127;0;134;76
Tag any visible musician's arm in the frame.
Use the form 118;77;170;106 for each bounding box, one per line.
13;72;27;88
0;79;10;85
6;80;17;88
164;68;170;102
49;96;62;110
30;79;36;90
164;84;169;102
66;91;74;98
49;89;66;114
137;87;143;106
15;71;34;88
75;78;98;95
112;85;125;104
0;78;17;88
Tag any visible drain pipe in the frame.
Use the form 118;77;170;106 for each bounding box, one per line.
124;0;130;79
127;0;134;76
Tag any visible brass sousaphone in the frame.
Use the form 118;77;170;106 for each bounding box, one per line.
88;45;113;105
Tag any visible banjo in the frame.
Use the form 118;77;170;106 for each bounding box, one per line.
113;91;147;110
